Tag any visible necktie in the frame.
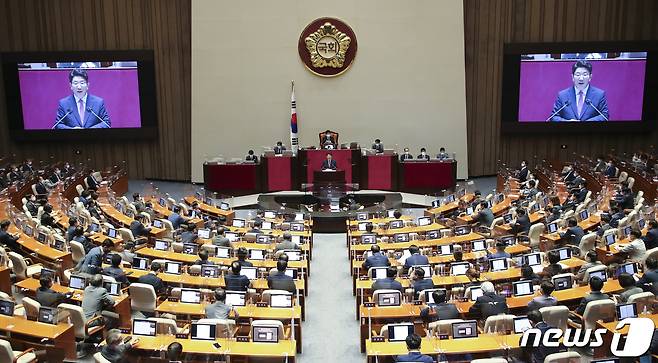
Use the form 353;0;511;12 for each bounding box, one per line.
577;90;584;118
78;98;85;124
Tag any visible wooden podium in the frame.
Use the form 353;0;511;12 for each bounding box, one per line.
313;170;346;185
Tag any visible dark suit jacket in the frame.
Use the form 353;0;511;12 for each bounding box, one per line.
130;221;150;238
371;143;384;153
420;302;460;322
575;291;610;315
518;167;529;182
395;352;434;362
321;159;337;170
512;215;531;234
36;287;67;307
35;182;47;195
468;292;509;319
643;228;658;250
273;145;286;154
604;165;617;178
412;279;435;298
399;153;413;161
267;272;296;293
225;273;251;291
561;226;584;245
404;254;429;273
416;154;430;161
55;94;111;129
137;273;166;295
372;277;403;292
363;252;390;271
550;86;608;121
0;230;21;251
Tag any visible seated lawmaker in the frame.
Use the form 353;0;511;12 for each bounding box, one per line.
527;281;557;311
419;289;459;322
410;267;434;299
372;266;403;292
471;201;494;227
129;214;151;240
273;141;286;155
399;148;413;161
102;254;128;284
0;220;21;252
643;220;658;250
618;229;646;263
321;131;335;148
403;245;429;275
559;218;584;246
225;262;252;291
416;148;430;161
371;139;384;153
510;208;531;235
321;153;337;170
167;206;188;229
394;333;433;363
468;281;508;320
137;262;167;296
362;245;390;271
437;147;449;160
575;276;610;315
205;288;239;320
267;260;296;294
245;149;258;163
36;275;70;307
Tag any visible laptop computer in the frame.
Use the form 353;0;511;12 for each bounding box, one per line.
69;275;87;290
512;280;534;297
438;244;453;255
356;212;369;221
371;267;388;280
214;246;230;258
270;294;293;308
225;291;246;306
232;219;245;228
377;291;401;307
180;289;202;304
132;319;157;336
452;320;478;339
220;202;230;211
252;326;279;343
387;323;414;341
513;316;533;333
152;219;163;228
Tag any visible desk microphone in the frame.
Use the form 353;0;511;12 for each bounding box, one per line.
87;107;111;128
545;100;570;121
585;99;609;121
52;109;71;129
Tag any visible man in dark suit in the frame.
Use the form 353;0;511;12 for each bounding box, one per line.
225;262;252;291
372;266;403;292
245;150;258;163
167;206;187;229
36;275;70;307
234;247;254;267
410;268;434;298
273;141;286;155
637;258;658;290
21;160;34;174
575;276;610;315
468;281;509;319
267;260;296;294
472;201;494;227
416;148;430;161
321;153;337;170
394;334;434;363
102;254;128;284
420;289;459;322
609;207;625;228
643;220;658;250
130;214;151;240
550;60;608;122
137;261;166;296
562;165;575;183
34;176;48;195
560;218;584;246
403;245;429;274
604;161;617;178
521;310;560;363
517;160;529;182
399;148;413;161
371;139;384;153
511;208;531;235
362;245;390;271
0;220;21;252
593;157;606;172
54;69;111;129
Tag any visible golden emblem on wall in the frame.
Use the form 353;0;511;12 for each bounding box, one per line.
298;18;358;77
304;22;351;68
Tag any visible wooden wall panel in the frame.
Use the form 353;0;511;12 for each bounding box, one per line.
464;0;658;176
0;0;191;181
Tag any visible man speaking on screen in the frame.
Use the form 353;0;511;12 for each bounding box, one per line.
53;68;111;129
549;60;609;122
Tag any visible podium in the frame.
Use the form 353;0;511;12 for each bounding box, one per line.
313;170;346;186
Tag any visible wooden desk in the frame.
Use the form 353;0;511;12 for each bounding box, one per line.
349;222;446;239
148;200;205;228
0;314;76;361
15;277;132;329
156;300;303;352
366;334;521;362
313;170;346;185
99;202;167;237
0;266;12;295
425;194;475;216
132;335;296;361
183;196;235;223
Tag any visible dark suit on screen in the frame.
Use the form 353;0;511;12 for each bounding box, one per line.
550;86;608;122
55;94;111;129
321;159;337;170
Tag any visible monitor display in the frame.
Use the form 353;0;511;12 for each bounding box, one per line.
180;289;201;304
133;257;149;270
290;223;304;232
107;228;117;239
361;234;376;244
618;262;637;275
225;232;238;242
556;247;572;260
513;281;534;296
388;323;414;341
241;267;258;280
410;265;432;279
152;219;163;228
294;212;305;221
357;222;369;231
291;235;302;244
201;264;220;278
547;222;559;233
466;206;474;215
503;213;513;224
24;225;33;236
197;229;211;239
182;243;198;255
579;210;589;220
270;294;293;308
389;220;404;229
256;235;271;244
190;323;216;340
253;326;279;343
426;230;440;240
154;239;169;251
220;202;230;211
283;250;301;261
69;275;87;289
605;233;617;245
417;217;431;226
452;321;478;339
104;282;121;296
454;226;470;236
638;219;646;229
623;225;632;237
225;292;246;306
525;253;542;266
372;267;388;280
249;249;264;260
284;268;299;279
616;302;638;320
165;262;182;275
394;233;409;242
471;239;486;252
553;275;573;291
432;199;441;208
40;268;56;279
132;319;157;336
232;219;245;228
0;300;15;316
444;194;456;204
469;287;483;301
451;263;470;276
589;270;607;281
423;289;445;304
514;316;533;333
1;51;158;141
263;211;276;219
439;244;452;256
377;292;401;307
356;212;369;221
37;232;47;243
38;307;58;324
489;258;508;272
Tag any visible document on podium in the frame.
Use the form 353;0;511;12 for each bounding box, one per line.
322;169;336;172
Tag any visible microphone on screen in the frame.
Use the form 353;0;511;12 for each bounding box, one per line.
52;108;72;129
545;100;570;122
585;99;609;121
86;107;111;128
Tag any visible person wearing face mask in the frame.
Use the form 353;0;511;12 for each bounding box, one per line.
593;156;606;172
371;139;384;153
550;60;608;122
517;160;529;182
400;148;413;161
416;148;430;161
54;68;111;129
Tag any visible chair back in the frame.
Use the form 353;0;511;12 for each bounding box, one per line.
128;283;157;312
69;241;86;263
539;305;570;331
544;351;581;363
627;292;655;313
22;297;41;320
483;314;515;334
58;303;86;339
118;228;135;242
582;265;607;283
618;171;628;183
76;184;85;196
644;247;658;270
578;233;597;258
528;223;545;248
93;352;112;363
7;252;28;280
583;299;615;331
0;339;17;362
429;319;464;337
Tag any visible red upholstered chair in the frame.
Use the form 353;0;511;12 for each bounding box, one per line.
318;130;339;149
